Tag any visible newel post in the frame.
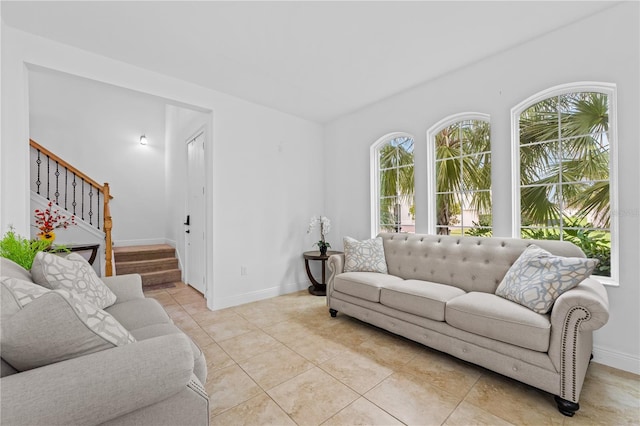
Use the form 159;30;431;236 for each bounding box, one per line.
103;182;113;277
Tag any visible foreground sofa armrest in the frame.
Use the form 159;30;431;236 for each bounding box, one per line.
102;273;145;302
548;278;609;407
1;334;197;426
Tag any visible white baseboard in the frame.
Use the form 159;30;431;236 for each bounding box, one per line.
592;345;640;375
208;281;309;311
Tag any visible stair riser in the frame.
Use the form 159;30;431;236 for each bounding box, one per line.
116;259;179;275
114;249;175;263
142;270;182;287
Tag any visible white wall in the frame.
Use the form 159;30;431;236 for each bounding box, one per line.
1;24;325;310
324;2;639;373
28;68;168;244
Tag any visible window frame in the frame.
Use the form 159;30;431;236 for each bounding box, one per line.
370;132;415;237
426;112;491;235
510;82;619;285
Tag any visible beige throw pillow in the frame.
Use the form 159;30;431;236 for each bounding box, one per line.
31;251;117;309
343;236;388;274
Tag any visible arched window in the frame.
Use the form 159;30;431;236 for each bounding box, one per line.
371;133;415;236
511;82;618;281
426;113;491;236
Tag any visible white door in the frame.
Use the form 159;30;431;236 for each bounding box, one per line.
186;132;206;295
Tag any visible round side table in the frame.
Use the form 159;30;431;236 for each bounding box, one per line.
303;250;342;296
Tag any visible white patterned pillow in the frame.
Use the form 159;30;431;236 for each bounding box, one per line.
1;288;136;371
495;244;598;314
31;251;117;309
343;236;388;274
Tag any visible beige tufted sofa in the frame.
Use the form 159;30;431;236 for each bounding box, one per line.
327;232;609;417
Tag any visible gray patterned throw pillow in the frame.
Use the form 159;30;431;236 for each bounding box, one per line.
31;251;117;309
495;244;598;314
343;236;388;274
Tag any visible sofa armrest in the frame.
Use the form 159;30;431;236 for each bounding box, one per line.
550;278;609;333
1;334;196;426
102;273;144;302
548;278;609;397
327;254;345;301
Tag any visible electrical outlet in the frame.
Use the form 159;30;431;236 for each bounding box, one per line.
240;266;247;276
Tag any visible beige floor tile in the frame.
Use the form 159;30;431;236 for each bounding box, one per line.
172;288;206;305
218;330;282;362
181;299;210;315
210;393;296;426
564;363;640;425
364;371;460;425
205;364;263;416
165;282;189;293
287;334;351;365
262;319;317;345
400;348;482;398
322;397;404;426
356;331;421;370
239;345;314;390
320;350;393;394
268;367;359;426
145;291;178;307
444;401;514;426
317;318;375;347
202;314;259;342
464;372;564;425
184;326;216;349
191;306;240;327
201;341;235;372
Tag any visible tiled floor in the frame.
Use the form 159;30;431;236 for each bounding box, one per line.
145;283;640;426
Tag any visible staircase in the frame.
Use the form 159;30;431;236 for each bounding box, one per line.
113;244;181;289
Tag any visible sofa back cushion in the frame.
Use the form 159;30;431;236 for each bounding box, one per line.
0;257;34;282
379;233;585;293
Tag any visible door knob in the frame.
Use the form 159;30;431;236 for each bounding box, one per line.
185;230;190;233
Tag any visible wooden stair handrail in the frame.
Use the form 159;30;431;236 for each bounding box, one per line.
29;139;113;200
30;138;115;276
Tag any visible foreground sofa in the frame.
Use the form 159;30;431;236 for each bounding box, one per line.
0;256;209;425
327;233;609;416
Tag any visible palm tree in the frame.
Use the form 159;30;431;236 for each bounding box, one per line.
435;120;491;235
519;92;610;227
519;92;611;275
379;137;414;232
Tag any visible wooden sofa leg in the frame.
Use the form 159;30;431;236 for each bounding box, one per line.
555;396;579;417
329;309;338;318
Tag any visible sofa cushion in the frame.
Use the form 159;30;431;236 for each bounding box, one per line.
1;288;136;371
130;323;207;384
380;280;466;321
105;298;173;330
334;272;403;302
495;244;598;314
446;292;551;352
0;257;33;282
31;251;117;309
343;236;388;274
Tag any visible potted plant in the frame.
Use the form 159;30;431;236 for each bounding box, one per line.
307;215;331;255
33;201;76;244
0;227;58;270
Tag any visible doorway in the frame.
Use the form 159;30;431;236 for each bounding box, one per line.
185;131;206;295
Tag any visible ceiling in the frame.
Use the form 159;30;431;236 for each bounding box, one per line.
1;1;617;123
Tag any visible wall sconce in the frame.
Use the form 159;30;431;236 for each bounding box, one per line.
140;135;148;145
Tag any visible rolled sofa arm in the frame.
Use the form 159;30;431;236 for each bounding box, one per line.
327;254;345;300
548;278;609;401
1;334;196;426
551;278;609;333
102;273;144;302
